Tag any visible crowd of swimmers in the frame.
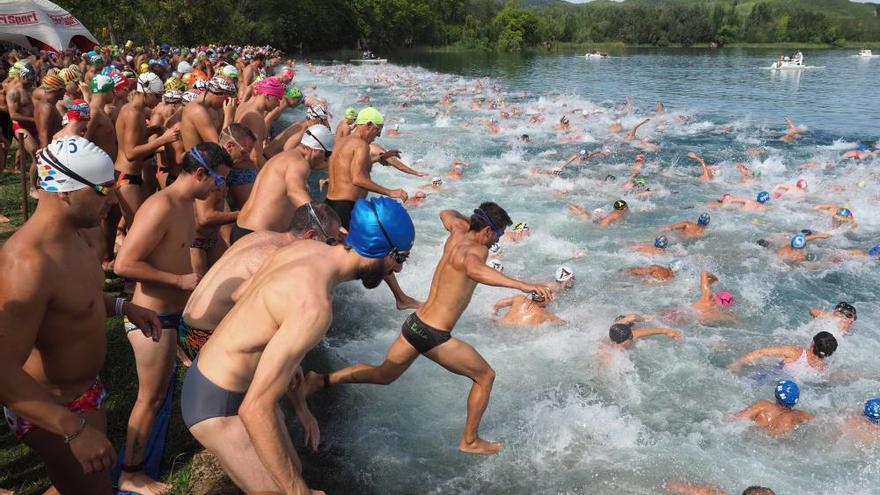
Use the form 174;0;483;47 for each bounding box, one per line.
0;40;876;495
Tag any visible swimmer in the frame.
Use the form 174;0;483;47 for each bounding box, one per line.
301;203;552;456
775;234;810;262
602;314;683;356
600;199;630;226
771;179;807;198
505;222;530;242
814;204;857;229
493;292;565;327
556;147;608;172
778;117;803;143
728;331;838;373
842;398;880;445
842;144;873;160
335;107;357;139
622;259;681;282
662;213;711;238
666;481;775;495
691;271;736;326
446;159;469;179
733;381;813;437
623;118;650;141
631;235;671;255
370;144;428;177
708;192;767;211
808;301;857;336
687;151;714;180
735;163;755;184
631;154;646;176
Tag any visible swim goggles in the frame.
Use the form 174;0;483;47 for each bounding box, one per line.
473;208;504;239
369;203;409;264
189;147;226;187
305;129;332;159
306;202;338;246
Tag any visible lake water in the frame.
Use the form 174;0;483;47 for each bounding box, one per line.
286;49;880;494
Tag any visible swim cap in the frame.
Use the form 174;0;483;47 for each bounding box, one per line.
177;61;193;75
774;380;800;408
344;107;357;119
36;137;113;192
715;292;734;306
605;175;617;182
609;323;633;344
136;72;163;94
834;301;857;321
300;124;335;153
635;154;645;162
668;259;684;272
857;143;867;152
139;63;149;74
109;70;129;92
719;193;731;203
220;64;239;79
347;197;415;259
88;52;103;65
253;76;284;98
489;242;501;254
41;71;66;92
356;107;384;126
182;91;198;103
207;76;236;95
278;65;294;80
285;85;302;99
306;105;330;121
164;76;185;90
837;207;852;218
812;331;838;358
89;74;114;94
796;179;807;189
865;399;880;424
432;177;443;186
513;222;529;233
698;213;711;226
555;266;574;284
64;99;90;122
488;259;504;271
654;235;668;249
868;244;880;257
18;63;35;81
800;229;813;236
579;149;587;156
634;176;647;187
60;65;82;84
791;234;807;249
756;191;770;204
163;90;183;103
756;239;771;248
613;199;628;211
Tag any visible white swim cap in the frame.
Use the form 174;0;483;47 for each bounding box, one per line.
432;176;443;185
489;242;502;254
36;137;114;193
301;124;335;152
555;266;575;283
488;259;504;272
669;259;684;272
177;61;193;74
136;72;163;94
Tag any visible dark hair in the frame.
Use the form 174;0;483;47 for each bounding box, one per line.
811;331;838;358
469;202;512;232
220;123;256;146
609;323;633;344
742;487;775;495
181;142;233;174
289;202;340;238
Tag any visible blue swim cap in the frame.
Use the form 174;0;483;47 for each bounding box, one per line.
698;213;711;226
791;234;807;249
654;235;668;249
347;197;415;259
868;244;880;257
756;191;770;204
837;208;852;218
775;380;800;408
857;143;867;152
865;398;880;424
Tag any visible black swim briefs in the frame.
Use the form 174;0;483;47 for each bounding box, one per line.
401;312;451;354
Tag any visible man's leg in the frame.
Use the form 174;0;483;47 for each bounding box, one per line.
424;338;501;455
115;184;144;229
189;415;282;492
119;328;176;495
21;408;113;495
301;334;420;398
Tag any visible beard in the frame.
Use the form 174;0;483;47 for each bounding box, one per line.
358;260;388;289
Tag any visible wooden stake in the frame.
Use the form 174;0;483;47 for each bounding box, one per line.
16;135;29;221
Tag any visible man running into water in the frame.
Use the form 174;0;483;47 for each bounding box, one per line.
0;137;160;494
301;202;552;455
662;213;711;238
733;380;813;437
233;125;334;243
180;202;340;361
728;331;838;374
113;143;232;494
181;197;415;494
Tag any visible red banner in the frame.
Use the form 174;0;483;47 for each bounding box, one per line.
0;11;39;25
49;13;79;26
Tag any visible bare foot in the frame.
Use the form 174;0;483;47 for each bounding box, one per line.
118;471;172;495
396;295;423;311
459;437;502;455
300;371;326;399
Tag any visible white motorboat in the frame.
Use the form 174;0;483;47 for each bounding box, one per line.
584;50;608;59
770;52;805;70
350;59;387;64
858;49;873;57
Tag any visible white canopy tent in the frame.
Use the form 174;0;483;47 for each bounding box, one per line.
0;0;97;53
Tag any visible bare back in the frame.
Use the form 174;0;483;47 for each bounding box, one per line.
114;101;147;174
326;133;371;201
237;148;312;232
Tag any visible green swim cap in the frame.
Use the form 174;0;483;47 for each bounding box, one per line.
344;107;357;119
356;107;384;126
285;85;302;99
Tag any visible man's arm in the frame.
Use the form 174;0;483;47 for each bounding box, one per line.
195;191;239;230
632;327;682;340
350;144;404;199
666;480;726;495
239;302;331;494
114;200;198;290
463;250;552;300
729;345;799;371
439;209;469;233
35;107;53;148
121;119;177;162
264;98;288;129
567;204;591;218
663;222;687;232
492;297;516;314
6;90;33;122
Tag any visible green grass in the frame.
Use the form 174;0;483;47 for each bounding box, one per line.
0;170;37;228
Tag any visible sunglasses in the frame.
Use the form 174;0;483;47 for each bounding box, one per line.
305;129;331;159
369;203;409;264
306;203;338;246
190;147;226;186
39;147;115;196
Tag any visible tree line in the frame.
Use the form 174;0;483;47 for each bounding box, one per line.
57;0;880;52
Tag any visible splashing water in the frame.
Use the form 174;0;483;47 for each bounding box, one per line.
285;52;880;494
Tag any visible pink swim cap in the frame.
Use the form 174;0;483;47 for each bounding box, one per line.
254;76;285;99
279;66;294;80
796;179;807;189
715;292;735;307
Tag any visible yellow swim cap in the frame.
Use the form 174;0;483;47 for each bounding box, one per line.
139;63;149;74
356;107;384;126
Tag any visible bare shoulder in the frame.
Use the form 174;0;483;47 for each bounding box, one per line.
135;190;175;220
